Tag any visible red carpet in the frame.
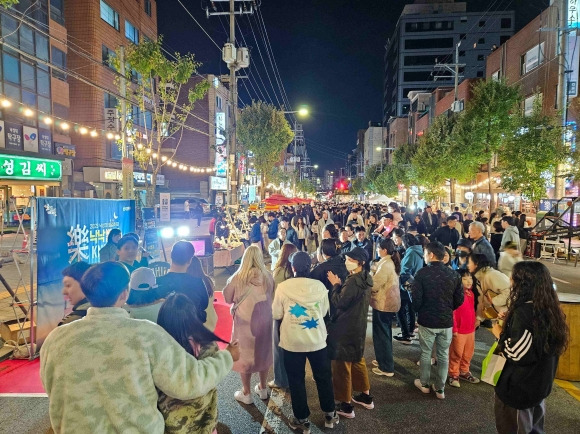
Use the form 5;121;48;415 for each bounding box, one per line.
0;297;233;395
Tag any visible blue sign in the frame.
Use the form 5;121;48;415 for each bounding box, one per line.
38;128;53;154
5;122;23;150
36;198;135;347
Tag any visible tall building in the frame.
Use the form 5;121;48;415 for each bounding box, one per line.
65;0;157;198
383;0;514;122
0;1;72;212
363;122;384;169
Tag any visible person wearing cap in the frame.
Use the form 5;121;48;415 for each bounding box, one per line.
124;267;164;323
498;241;523;278
327;247;374;419
272;251;339;432
58;261;92;326
452;238;473;271
157;241;209;322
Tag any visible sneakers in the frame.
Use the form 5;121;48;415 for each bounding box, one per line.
416;358;437;367
372;367;395;377
234;390;253;405
254;384;268;400
352;392;374;409
431;384;445;399
396;332;416;339
459;372;481;384
267;380;284;389
336;402;355;419
288;417;311;434
371;360;379;367
324;411;340;429
393;335;413;345
414;379;430;394
448;376;460;388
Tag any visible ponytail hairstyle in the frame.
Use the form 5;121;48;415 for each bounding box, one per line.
157;293;228;356
378;238;401;275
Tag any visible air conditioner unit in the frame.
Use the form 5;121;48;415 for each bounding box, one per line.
222;43;236;65
451;100;464;112
237;47;250;68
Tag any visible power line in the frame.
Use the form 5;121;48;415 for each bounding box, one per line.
175;0;222;50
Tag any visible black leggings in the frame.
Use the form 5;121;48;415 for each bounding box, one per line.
397;297;415;338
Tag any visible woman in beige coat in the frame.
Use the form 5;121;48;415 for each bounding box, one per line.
467;253;511;322
370;238;401;377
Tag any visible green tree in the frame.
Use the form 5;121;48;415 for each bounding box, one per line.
295;178;316;196
455;79;521;211
350;178;365;196
499;95;567;204
1;1;20;7
375;164;400;197
113;38;209;206
364;164;383;193
237;101;294;198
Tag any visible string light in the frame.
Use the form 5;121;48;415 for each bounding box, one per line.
60;122;69;130
1;99;11;108
79;127;88;135
152;153;158;159
23;108;34;117
106;132;114;139
43;117;52;125
90;130;98;137
161;156;168;162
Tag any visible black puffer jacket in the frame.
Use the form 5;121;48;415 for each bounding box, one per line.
310;255;348;291
411;261;463;329
327;270;373;362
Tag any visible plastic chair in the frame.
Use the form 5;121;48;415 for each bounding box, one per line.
148;261;170;278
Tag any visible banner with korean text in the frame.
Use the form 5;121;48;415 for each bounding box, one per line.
35;198;135;347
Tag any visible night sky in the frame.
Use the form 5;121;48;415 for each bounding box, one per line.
159;0;549;172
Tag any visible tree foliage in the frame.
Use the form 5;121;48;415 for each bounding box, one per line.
237;101;294;195
499;95;567;203
1;0;20;7
296;178;316;196
113;37;209;206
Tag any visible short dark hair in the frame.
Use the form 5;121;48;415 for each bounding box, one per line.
249;216;257;224
457;268;472;279
407;224;418;232
392;228;405;237
425;242;445;260
171;240;195;265
62;261;91;282
501;216;514;225
402;233;420;247
281;217;290;223
81;262;130;307
355;226;366;233
320;238;339;257
345;224;354;231
324;224;338;238
447;215;457;222
117;235;139;250
268;212;276;218
468;253;493;270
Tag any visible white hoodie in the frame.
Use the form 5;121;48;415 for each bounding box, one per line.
272;277;329;353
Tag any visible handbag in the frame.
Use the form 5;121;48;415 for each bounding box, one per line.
483;304;499;319
481;341;506;386
230;287;252;319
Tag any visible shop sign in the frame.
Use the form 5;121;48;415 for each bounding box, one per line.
104;108;119;132
39;129;53;154
102;169;122;182
209;175;227;191
134;172;165;186
0;154;62;181
55;143;76;158
23;126;39;153
0;121;5;148
5;123;23;151
159;192;170;222
214;112;227;177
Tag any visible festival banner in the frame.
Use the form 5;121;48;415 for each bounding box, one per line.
35;198;135;347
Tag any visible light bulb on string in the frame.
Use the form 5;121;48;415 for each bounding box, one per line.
152;153;158;159
106;132;114;140
90;130;98;137
1;99;11;108
136;143;143;150
23;108;34;117
166;159;172;165
172;162;177;168
79;127;88;135
190;167;194;172
161;156;168;162
43;117;53;125
60;122;69;130
146;148;152;154
114;134;120;140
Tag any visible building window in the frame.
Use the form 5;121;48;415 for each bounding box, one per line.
19;25;35;55
405;37;454;49
35;33;49;61
501;18;512;28
478;38;485;44
100;0;119;31
460;16;467;23
216;95;223;110
102;44;116;68
145;0;152;16
104;92;118;108
125;20;139;44
21;61;36;91
459;50;465;57
3;53;20;84
524;93;542;116
479;20;486;27
51;46;67;80
521;42;545;75
477;54;485;61
50;0;65;25
37;68;50;96
491;70;500;81
476;71;484;77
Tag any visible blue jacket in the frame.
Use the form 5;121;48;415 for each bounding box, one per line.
250;222;262;243
286;227;300;248
472;236;497;268
268;218;279;240
400;245;424;287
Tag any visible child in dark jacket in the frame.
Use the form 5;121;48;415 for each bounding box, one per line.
447;269;480;387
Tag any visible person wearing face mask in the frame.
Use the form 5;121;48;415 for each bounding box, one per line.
452;239;473;271
58;261;92;326
327;247;374;419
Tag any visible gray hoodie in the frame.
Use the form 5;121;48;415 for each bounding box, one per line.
501;225;520;251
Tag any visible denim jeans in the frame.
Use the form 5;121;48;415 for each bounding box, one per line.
273;320;289;387
372;310;395;372
396;296;415;338
284;347;335;420
418;325;453;391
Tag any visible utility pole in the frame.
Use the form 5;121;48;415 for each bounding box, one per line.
119;46;133;200
207;1;253;205
554;0;569;199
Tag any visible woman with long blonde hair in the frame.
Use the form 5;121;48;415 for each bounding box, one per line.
223;245;275;405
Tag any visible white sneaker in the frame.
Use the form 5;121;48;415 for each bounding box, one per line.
254;383;268;400
234;390;253;405
371;360;379;367
431;384;445;399
414;379;430;394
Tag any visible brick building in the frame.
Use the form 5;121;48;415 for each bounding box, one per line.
65;0;157;198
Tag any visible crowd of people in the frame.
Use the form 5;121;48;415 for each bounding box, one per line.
40;201;569;434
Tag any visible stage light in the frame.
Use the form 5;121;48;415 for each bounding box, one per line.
177;226;190;237
160;227;175;238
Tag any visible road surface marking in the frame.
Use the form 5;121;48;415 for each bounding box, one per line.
554;379;580;402
552;277;571;284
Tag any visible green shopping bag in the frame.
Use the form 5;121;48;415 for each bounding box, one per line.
481;341;506;386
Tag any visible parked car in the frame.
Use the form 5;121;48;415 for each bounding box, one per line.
169;197;210;219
